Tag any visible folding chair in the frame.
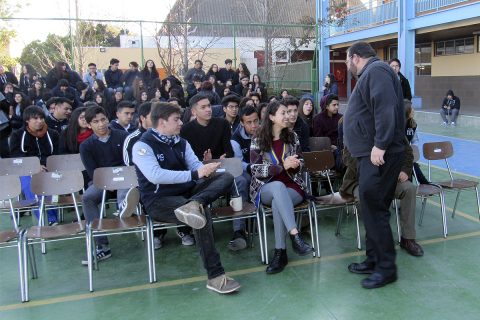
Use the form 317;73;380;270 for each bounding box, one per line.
87;166;154;291
401;145;448;238
304;151;361;257
46;154;85;172
423;141;479;220
0;157;42;227
205;158;258;246
22;170;85;301
308;137;332;151
0;175;27;302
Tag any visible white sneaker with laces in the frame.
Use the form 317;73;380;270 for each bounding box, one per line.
177;230;195;246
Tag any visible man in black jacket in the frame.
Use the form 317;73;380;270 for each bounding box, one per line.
45;97;73;133
9;105;59;225
80;106;129;264
389;58;412;101
344;42;405;289
109;101;136;133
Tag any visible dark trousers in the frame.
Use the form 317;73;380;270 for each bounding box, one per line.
145;172;234;279
357;152;403;277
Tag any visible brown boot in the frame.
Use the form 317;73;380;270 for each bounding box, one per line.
400;237;424;256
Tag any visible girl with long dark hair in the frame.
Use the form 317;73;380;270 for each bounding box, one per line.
141;59;159;90
9;92;31;129
323;73;338;96
19;64;39;94
250;101;313;274
59;106;92;154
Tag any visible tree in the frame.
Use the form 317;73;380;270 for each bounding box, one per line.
0;0;21;70
19;34;72;75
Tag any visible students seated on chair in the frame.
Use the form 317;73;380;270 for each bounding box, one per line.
109;100;136;134
80;106;130;264
180;94;234;161
9;105;59;225
283;96;310;152
45;97;73;134
122;102;194;248
338;141;424;257
313;94;342;148
132;102;241;294
229;105;260;251
250;101;313;274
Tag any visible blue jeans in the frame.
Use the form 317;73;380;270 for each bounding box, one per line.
20;176;58;224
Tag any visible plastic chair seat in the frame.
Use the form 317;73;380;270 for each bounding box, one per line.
212;202;256;218
417;184;442;197
0;230;19;243
91;215;147;231
437;179;478;189
26;222;86;240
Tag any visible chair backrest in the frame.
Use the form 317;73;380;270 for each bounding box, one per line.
411;145;420;163
302;151;335;172
30;170;84;196
204;158;243;178
423;141;453;160
46;154;85;172
0;175;21;201
309;137;331;151
0;157;41;176
93;166;138;191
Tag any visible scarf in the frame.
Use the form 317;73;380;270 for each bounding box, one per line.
26;123;48;138
152;129;177;146
77;129;93;144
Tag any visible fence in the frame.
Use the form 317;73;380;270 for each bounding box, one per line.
2;16;320;99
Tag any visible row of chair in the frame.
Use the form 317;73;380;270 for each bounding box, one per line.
1;139;478;302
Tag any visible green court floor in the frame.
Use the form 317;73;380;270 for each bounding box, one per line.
1;123;479;319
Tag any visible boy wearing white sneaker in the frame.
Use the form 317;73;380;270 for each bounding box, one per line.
133;102;241;294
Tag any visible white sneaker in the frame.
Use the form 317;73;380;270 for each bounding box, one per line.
177;230;195;246
451;122;456;127
153;236;163;250
441;122;448;127
119;188;140;218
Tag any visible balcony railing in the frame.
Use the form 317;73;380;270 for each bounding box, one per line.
329;1;398;36
416;0;478;14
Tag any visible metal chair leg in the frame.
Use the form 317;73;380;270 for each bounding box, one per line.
335;209;343;236
255;207;265;264
354;206;361;250
451;190;461;218
418;197;427;226
313;204;321;258
262;206;269;265
307;203;315;258
440;191;448;238
475;187;480;221
393;199;401;243
87;225;94;292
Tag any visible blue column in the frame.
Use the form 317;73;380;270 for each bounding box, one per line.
317;0;330;99
397;0;416;97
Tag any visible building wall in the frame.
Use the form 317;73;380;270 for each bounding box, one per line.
415;75;480;115
431;38;480;76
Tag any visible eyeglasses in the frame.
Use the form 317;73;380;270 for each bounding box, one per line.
345;54;354;64
227;105;239;109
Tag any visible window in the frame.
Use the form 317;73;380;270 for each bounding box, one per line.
275;51;288;62
435;37;474;56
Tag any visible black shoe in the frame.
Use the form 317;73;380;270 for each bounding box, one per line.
361;272;397;289
348;261;375;274
290;233;314;256
400;237;424;257
266;249;288;274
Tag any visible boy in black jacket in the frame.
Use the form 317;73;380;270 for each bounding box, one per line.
9;105;59;225
80;105;129;264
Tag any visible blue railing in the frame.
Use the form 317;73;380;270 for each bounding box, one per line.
415;0;476;14
329;1;398;36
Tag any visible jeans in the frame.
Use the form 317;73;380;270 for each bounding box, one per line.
440;108;459;124
260;181;303;249
145;172;234;279
20;176;58;224
232;172;251;232
82;183;128;247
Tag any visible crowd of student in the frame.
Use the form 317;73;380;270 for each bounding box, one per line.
0;52;443;293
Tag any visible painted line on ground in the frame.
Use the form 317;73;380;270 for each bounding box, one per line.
418;161;480;180
426;198;479;223
418;131;480;144
2;230;480;312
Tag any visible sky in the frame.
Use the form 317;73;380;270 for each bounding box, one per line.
8;0;177;57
